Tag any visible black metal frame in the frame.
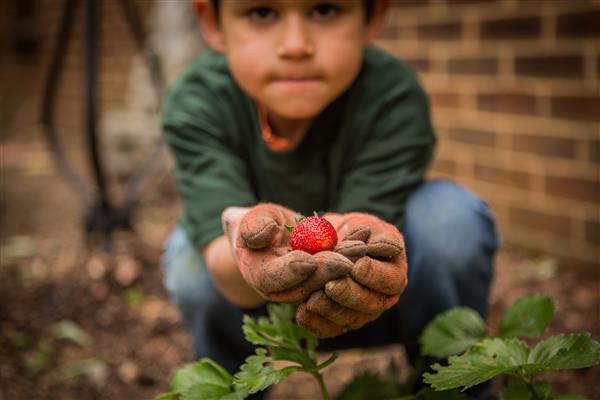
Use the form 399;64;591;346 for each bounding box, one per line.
41;0;165;249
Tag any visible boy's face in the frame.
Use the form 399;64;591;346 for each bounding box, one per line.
201;0;383;121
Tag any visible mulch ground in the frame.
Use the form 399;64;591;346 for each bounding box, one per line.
1;142;598;399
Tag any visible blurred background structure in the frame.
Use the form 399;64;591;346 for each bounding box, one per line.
1;0;597;271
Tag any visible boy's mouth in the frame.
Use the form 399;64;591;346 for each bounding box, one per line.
271;78;322;90
271;70;323;81
271;74;323;85
267;71;325;91
278;77;319;82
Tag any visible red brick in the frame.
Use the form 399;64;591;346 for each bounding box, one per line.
556;255;600;274
379;25;401;39
446;0;501;3
474;164;531;189
515;55;584;79
557;10;600;38
430;158;458;175
512;134;577;159
550;96;600;122
545;175;600;202
477;92;538;115
480;16;541;39
429;91;461;108
585;220;600;245
403;57;431;73
417;22;462;40
590;139;600;163
391;0;429;7
508;206;573;236
447;57;498;75
448;127;496;147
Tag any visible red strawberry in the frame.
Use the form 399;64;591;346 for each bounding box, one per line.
289;214;338;254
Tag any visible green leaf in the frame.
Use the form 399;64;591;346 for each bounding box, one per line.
174;360;247;400
529;333;600;371
52;320;92;347
500;377;550;400
551;395;586;400
500;294;554;338
180;383;244;400
419;307;487;358
423;338;531;391
234;348;300;394
24;339;55;377
269;346;314;367
124;286;144;307
153;392;178;400
58;358;106;382
7;329;31;349
242;304;318;362
171;359;233;392
233;304;326;396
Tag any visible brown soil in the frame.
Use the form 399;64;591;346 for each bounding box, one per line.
1;142;598;400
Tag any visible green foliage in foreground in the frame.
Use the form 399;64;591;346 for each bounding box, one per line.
155;294;599;400
420;294;599;399
155;304;336;400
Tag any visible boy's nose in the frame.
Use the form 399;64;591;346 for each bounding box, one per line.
276;14;315;59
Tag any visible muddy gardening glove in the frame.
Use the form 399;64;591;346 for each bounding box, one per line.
222;204;353;304
296;213;408;338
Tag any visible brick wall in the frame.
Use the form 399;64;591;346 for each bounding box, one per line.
376;0;599;271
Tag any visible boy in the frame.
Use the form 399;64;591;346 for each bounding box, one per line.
161;0;499;398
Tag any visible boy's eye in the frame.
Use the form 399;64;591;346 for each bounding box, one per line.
247;7;277;23
311;3;341;21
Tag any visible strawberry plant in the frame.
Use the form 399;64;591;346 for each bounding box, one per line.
155;294;599;400
420;294;600;399
155;304;337;400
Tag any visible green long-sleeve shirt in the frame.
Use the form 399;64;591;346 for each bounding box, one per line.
162;45;436;249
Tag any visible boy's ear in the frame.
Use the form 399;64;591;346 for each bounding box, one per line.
194;0;225;53
365;0;390;43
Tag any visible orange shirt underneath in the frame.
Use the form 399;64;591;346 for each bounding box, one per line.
257;103;296;152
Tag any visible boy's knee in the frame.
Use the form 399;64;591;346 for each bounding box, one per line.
404;180;499;276
161;227;215;309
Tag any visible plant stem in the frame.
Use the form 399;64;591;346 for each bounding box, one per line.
312;371;330;400
524;379;543;400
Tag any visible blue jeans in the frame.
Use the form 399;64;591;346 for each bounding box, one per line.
161;180;500;398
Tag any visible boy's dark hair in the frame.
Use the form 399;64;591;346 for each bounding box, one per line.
210;1;377;22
